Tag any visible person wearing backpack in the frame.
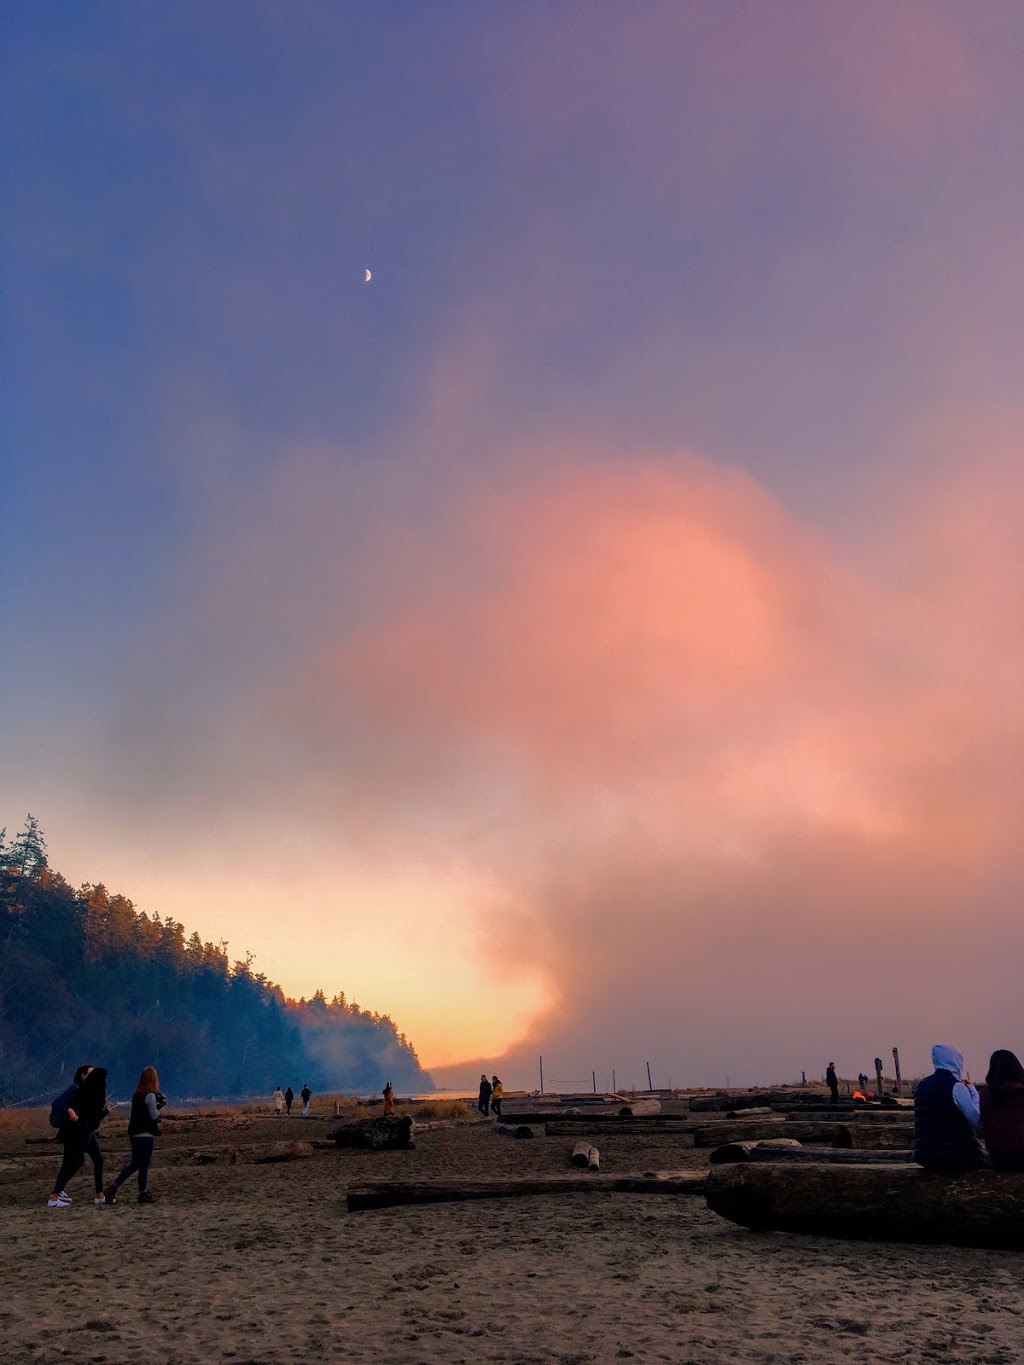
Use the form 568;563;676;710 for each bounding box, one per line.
104;1066;164;1205
47;1066;110;1208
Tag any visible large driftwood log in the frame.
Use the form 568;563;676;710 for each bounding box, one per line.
725;1107;776;1119
189;1141;314;1165
699;1119;851;1141
835;1124;912;1150
617;1098;662;1116
689;1091;829;1113
498;1110;584;1124
710;1141;914;1165
347;1170;707;1211
588;1147;600;1171
705;1164;1024;1248
786;1109;912;1124
331;1115;415;1150
544;1120;695;1136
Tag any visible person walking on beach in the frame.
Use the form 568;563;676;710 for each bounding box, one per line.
48;1065;110;1208
478;1074;492;1117
105;1066;164;1204
913;1044;987;1173
978;1050;1024;1171
490;1076;504;1117
301;1083;312;1117
825;1062;839;1106
273;1085;285;1116
284;1086;294;1115
382;1081;395;1114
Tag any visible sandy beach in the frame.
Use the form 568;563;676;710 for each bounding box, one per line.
2;1101;1022;1365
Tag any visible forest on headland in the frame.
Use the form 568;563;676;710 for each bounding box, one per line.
0;816;434;1105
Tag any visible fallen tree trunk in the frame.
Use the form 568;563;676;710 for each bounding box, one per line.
347;1170;707;1211
189;1141;314;1165
544;1120;695;1136
725;1107;776;1119
835;1124;912;1150
694;1120;811;1146
710;1141;914;1166
331;1115;415;1150
786;1109;913;1124
705;1164;1024;1248
588;1147;600;1171
617;1098;662;1117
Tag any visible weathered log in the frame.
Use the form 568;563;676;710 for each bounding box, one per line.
571;1140;592;1168
711;1141;914;1165
705;1164;1024;1248
695;1120;900;1147
588;1146;600;1171
835;1124;912;1150
498;1110;584;1124
189;1141;313;1165
786;1109;912;1124
495;1123;537;1139
331;1115;415;1150
617;1098;662;1117
544;1120;695;1136
725;1107;776;1119
689;1091;829;1113
347;1170;707;1211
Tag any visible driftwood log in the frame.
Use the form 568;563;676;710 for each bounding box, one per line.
694;1120;836;1146
189;1141;314;1165
588;1147;600;1171
725;1107;776;1119
347;1170;707;1211
835;1124;912;1150
617;1099;662;1117
571;1141;592;1168
786;1109;912;1124
544;1120;695;1137
331;1115;415;1150
705;1164;1024;1249
710;1141;914;1165
495;1123;537;1139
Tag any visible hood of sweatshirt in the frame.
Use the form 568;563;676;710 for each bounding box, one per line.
932;1044;965;1080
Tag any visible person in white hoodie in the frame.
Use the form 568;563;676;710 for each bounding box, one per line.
912;1044;987;1173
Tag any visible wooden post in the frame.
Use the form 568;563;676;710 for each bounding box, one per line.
571;1141;591;1168
874;1056;885;1100
539;1056;544;1095
612;1069;616;1094
646;1061;653;1092
893;1047;903;1098
801;1071;807;1086
592;1071;596;1093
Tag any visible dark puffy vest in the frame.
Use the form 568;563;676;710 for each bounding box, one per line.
128;1092;160;1138
913;1069;985;1170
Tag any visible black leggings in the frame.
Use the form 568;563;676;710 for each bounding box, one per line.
112;1135;155;1194
54;1133;104;1195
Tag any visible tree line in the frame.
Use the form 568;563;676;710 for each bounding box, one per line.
0;816;433;1104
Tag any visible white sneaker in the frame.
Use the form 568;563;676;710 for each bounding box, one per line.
93;1196;106;1205
47;1195;69;1208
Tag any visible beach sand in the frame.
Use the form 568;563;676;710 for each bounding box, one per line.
1;1104;1021;1365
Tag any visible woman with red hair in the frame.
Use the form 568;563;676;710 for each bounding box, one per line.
104;1066;164;1204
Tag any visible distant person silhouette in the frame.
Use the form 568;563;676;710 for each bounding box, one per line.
383;1081;395;1114
284;1086;294;1115
273;1086;285;1116
478;1074;492;1117
826;1062;839;1106
301;1084;312;1117
979;1049;1024;1171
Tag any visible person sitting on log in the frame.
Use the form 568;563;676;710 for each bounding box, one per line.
912;1044;987;1173
978;1050;1024;1172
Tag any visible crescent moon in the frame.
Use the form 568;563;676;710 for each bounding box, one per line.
364;268;372;283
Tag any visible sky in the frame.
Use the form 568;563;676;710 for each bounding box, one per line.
3;2;1024;1090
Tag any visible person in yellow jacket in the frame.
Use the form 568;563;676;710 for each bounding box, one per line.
490;1076;504;1118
